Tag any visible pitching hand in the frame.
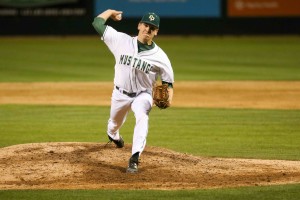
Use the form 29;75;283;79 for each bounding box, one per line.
110;10;123;21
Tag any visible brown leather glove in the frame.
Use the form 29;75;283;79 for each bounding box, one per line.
153;84;170;109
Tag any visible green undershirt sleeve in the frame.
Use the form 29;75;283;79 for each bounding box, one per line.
162;81;173;88
92;17;107;36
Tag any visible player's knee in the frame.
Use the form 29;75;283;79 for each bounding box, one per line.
135;112;149;122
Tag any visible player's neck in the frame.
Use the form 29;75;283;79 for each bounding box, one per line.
137;38;153;46
137;39;155;53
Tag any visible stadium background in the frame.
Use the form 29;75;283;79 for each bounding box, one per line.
1;0;300;36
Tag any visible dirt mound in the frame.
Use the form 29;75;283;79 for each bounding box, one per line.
1;143;300;190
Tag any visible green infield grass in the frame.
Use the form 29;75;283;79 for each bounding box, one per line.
1;105;299;160
0;36;300;82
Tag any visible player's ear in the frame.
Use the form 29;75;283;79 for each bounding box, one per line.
154;29;159;36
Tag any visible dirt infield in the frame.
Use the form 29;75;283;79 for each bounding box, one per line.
1;142;300;190
1;81;300;190
1;81;300;109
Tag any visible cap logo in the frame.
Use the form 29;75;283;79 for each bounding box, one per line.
149;15;155;21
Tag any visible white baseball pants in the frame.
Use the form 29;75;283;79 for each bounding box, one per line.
107;88;153;156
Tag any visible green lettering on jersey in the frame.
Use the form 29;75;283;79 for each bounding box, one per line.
123;55;129;65
119;54;152;74
119;55;125;64
136;59;141;70
127;56;132;66
132;58;138;67
141;61;147;72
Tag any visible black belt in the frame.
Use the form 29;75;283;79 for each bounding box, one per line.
115;86;137;97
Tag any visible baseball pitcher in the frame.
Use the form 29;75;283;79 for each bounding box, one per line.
92;9;174;173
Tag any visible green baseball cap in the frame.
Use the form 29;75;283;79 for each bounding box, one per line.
140;12;160;28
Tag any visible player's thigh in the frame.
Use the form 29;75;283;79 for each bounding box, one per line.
110;89;132;120
131;92;153;115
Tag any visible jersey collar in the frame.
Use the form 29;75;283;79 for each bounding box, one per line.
133;37;159;56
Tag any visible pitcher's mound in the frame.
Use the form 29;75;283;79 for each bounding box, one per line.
1;142;300;190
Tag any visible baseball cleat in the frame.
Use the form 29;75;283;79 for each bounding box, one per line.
108;135;124;148
126;157;138;173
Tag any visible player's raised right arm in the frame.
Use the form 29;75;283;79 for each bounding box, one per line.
97;9;123;21
92;9;123;36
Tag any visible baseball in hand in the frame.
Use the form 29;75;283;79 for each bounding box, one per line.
116;13;122;20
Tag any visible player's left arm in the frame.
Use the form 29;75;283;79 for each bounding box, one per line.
162;81;174;105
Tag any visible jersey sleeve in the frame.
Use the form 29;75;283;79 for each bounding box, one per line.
157;50;174;84
160;60;174;84
102;26;130;54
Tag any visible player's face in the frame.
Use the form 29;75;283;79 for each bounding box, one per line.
137;23;159;44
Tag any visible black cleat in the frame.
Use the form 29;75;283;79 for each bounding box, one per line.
126;155;139;173
108;135;124;148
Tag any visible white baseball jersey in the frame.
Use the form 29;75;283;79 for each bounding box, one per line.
102;26;174;93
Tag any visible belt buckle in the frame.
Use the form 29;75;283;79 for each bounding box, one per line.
129;93;136;98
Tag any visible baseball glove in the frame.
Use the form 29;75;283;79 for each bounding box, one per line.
153;84;170;109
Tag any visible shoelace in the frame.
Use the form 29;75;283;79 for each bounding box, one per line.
104;139;113;147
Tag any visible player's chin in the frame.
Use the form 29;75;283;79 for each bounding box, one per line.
142;33;150;37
